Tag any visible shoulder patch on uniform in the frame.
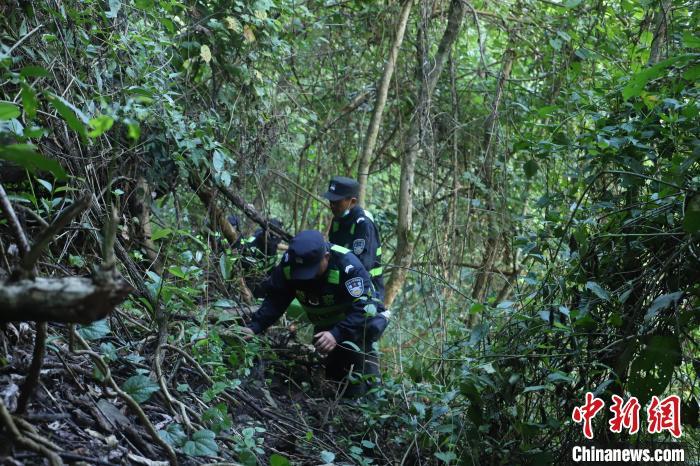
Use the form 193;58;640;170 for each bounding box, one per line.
345;277;364;298
352;238;365;255
344;264;354;273
356;217;365;223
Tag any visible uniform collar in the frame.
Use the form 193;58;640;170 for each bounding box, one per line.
337;205;363;223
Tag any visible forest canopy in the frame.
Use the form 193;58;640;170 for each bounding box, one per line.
0;0;699;464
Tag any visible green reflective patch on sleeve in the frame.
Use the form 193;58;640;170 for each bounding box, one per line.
332;220;339;233
330;244;350;254
350;223;356;235
327;268;340;284
370;267;383;277
283;266;291;280
376;247;382;256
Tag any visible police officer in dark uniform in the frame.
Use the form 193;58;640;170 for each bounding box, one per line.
242;230;386;397
228;216;284;298
323;176;384;300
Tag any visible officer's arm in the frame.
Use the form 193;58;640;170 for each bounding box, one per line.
247;265;294;334
351;217;377;271
329;266;382;342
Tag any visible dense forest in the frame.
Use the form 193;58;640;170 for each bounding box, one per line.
1;0;699;464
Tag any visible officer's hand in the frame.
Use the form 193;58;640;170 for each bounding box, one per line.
239;326;255;341
313;331;337;354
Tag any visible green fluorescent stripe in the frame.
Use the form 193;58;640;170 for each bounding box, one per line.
350;223;356;235
302;303;347;317
327;269;340;284
332;221;339;233
370;267;383;277
376;247;381;255
283;266;291;280
331;244;350;254
301;302;347;327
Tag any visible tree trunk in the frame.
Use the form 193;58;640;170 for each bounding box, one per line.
384;0;466;307
468;47;515;326
648;0;671;65
132;176;162;275
357;0;413;205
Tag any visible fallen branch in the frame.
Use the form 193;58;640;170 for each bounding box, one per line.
0;275;132;323
215;181;292;241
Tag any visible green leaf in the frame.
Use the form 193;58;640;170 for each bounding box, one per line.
435;451;457;463
469;302;485;315
682;31;700;48
127;121;140;141
524;159;538;178
49;95;87;139
627;335;681;405
21;84;37;119
122;375;160;403
523;385;548;393
77;319;110;340
644;292;683;321
320;451;335;463
158;423;187;447
151;227;172;241
684;193;700;233
88;115;114;138
183;429;219;457
269;454;291;466
564;0;582;7
622;55;687;100
219;254;230;280
20;66;49;78
0;144;67;180
683;65;700;81
546;371;573;383
0;103;20;120
585;281;609;301
134;0;154;9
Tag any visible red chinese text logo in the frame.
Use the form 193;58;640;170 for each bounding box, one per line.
572;393;682;439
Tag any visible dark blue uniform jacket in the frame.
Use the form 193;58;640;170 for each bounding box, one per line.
247;244;385;343
329;205;384;300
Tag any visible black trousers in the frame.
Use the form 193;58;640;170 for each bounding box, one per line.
324;338;380;398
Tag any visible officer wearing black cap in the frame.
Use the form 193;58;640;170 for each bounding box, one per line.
323;176;384;300
243;230;387;397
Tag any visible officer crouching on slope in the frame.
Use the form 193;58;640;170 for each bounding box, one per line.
323;176;384;300
240;230;387;397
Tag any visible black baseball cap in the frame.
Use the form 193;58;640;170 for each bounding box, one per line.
323;176;359;201
287;230;327;280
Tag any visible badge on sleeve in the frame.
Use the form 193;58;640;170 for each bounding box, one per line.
352;239;366;255
345;277;364;297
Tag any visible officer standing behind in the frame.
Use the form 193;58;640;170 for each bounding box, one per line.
323;176;384;300
227;216;284;299
241;230;386;397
